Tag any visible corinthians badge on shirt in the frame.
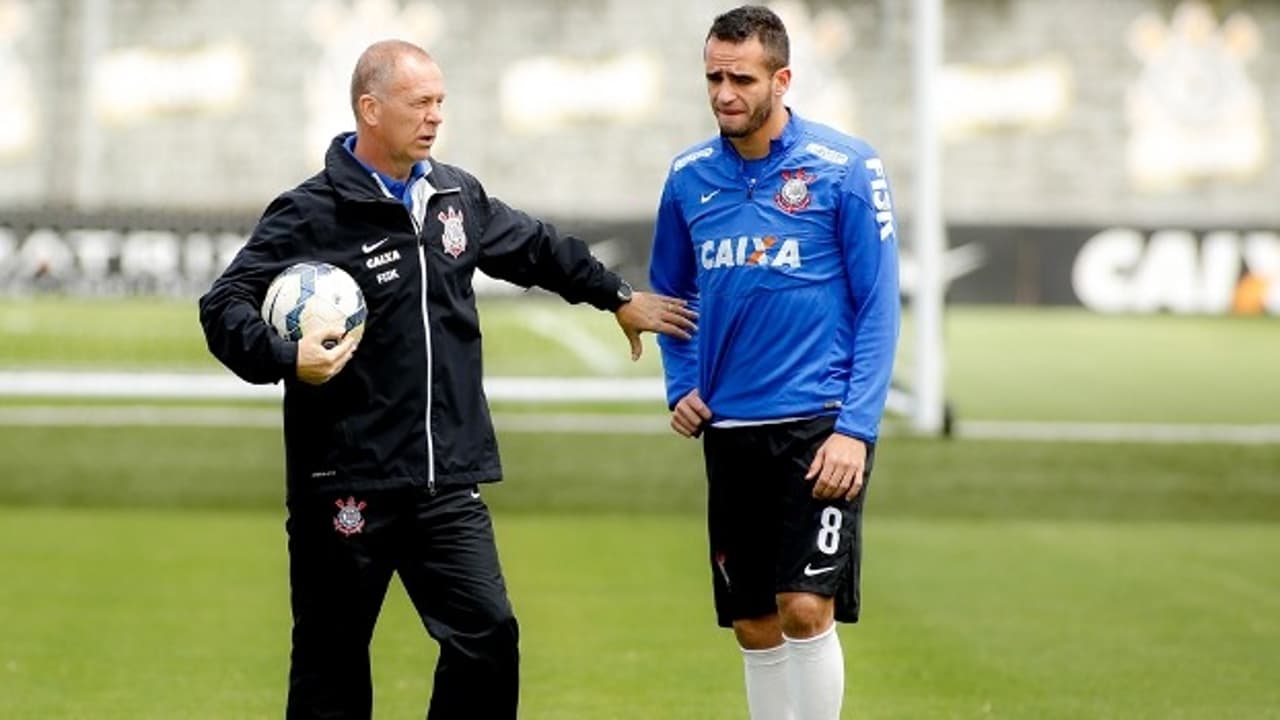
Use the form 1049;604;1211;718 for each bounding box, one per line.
437;205;467;258
775;169;814;214
333;497;367;536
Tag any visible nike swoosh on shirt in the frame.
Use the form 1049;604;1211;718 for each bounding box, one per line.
362;237;390;253
803;563;837;577
700;189;721;204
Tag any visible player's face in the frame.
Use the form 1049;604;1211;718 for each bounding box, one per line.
703;37;786;140
368;54;445;167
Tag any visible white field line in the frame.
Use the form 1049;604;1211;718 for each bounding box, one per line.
0;405;284;428
957;420;1280;445
0;405;672;434
0;371;663;402
520;307;625;374
0;370;913;409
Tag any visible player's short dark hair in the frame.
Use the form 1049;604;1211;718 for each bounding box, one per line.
706;5;790;72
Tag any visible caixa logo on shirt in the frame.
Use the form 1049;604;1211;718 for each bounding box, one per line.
700;236;801;270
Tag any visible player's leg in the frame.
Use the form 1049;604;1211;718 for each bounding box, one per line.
775;417;875;720
704;425;794;720
398;484;519;720
284;490;396;719
778;592;841;720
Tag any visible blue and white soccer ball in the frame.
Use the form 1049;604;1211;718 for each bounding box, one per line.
261;262;366;347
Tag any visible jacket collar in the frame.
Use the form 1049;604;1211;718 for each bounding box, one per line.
326;133;387;202
325;132;461;202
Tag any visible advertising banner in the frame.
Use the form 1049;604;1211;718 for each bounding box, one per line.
1;212;1276;315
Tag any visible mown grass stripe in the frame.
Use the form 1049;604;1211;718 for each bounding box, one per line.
4;404;1280;444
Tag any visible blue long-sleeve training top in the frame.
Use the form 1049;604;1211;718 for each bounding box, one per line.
649;111;900;443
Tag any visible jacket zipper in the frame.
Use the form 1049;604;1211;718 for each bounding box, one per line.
733;147;759;200
384;172;459;496
385;172;437;496
412;185;460;496
417;240;435;496
406;198;436;496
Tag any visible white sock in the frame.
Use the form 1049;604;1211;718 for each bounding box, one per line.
784;625;844;720
741;642;794;720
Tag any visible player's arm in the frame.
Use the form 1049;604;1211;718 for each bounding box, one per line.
649;172;704;424
835;156;901;443
808;157;901;499
198;196;308;384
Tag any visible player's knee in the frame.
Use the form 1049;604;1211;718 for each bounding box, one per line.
777;592;834;639
477;613;519;651
457;597;519;642
733;615;783;649
484;615;520;669
444;613;520;671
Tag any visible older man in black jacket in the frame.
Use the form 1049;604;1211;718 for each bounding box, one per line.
199;39;695;720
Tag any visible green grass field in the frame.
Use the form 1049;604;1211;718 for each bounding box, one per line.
5;510;1278;719
2;299;1279;718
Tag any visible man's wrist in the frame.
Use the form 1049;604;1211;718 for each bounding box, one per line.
610;278;634;311
275;339;299;376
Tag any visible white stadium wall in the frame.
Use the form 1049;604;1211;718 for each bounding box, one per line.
0;0;1278;313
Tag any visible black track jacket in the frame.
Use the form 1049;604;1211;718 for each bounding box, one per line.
199;133;626;497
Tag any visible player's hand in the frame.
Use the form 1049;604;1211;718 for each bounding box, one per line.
296;326;358;385
615;291;698;361
806;433;867;501
670;388;712;438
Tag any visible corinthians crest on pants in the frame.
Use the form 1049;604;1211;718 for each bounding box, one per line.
437;205;467;258
333;496;367;536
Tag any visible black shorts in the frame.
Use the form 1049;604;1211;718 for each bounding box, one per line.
703;416;874;628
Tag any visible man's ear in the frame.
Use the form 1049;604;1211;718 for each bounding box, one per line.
773;67;792;97
357;94;380;127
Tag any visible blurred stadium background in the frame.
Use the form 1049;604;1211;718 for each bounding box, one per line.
2;0;1279;718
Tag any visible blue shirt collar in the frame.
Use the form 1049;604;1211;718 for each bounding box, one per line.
773;108;801;150
342;133;429;208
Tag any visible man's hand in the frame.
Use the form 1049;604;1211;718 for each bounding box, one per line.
296;327;358;386
805;433;868;501
670;388;712;438
615;291;698;361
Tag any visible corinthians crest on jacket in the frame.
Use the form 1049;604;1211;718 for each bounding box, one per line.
775;169;814;214
437;205;467;258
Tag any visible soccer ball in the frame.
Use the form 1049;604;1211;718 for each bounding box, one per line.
261;262;366;347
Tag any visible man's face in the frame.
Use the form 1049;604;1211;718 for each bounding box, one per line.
367;54;445;165
703;36;784;139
